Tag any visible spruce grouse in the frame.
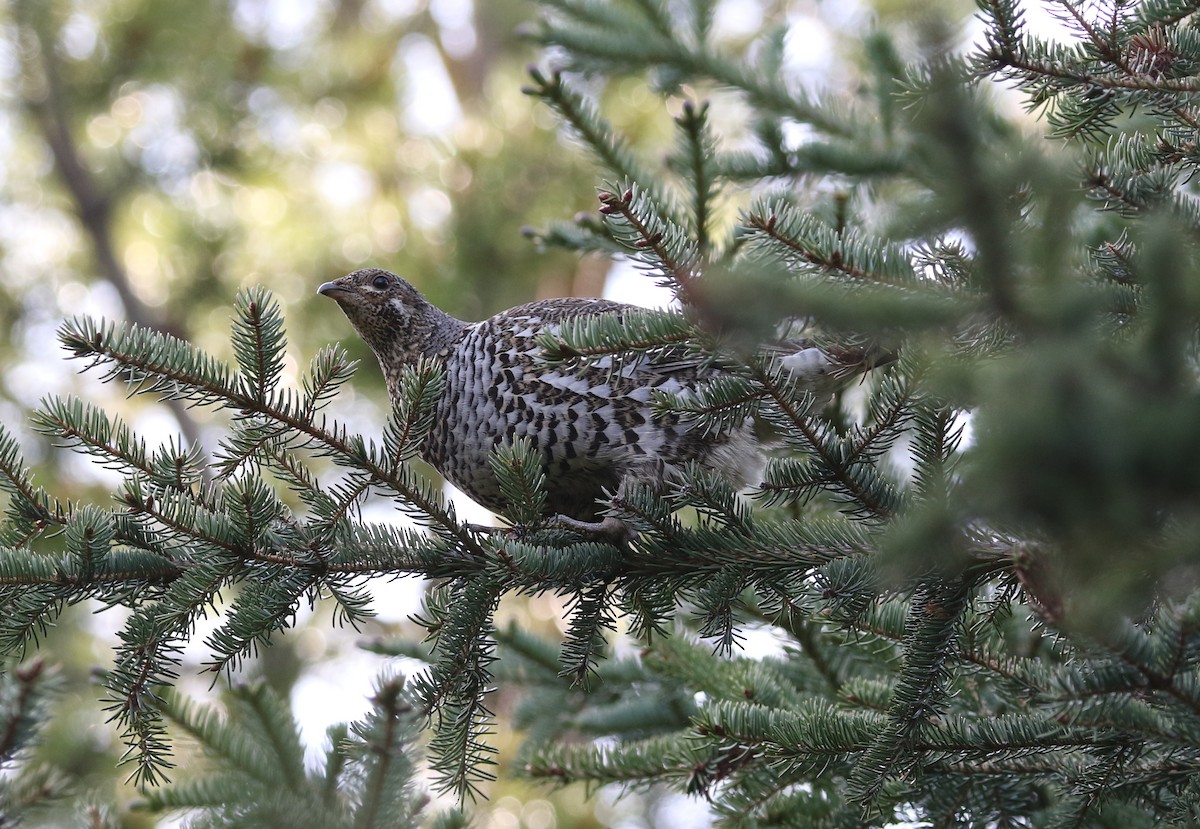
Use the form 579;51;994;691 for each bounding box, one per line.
319;267;878;534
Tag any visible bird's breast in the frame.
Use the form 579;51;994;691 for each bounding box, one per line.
413;310;757;520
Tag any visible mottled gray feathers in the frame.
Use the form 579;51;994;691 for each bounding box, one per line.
320;268;761;522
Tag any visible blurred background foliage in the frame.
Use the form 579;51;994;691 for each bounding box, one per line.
0;0;980;826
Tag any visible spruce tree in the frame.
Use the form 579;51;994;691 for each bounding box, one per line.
4;1;1200;827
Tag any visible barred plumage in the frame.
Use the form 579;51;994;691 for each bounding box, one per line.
318;267;881;531
319;268;761;528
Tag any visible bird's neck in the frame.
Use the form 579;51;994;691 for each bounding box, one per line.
417;306;469;360
378;308;468;398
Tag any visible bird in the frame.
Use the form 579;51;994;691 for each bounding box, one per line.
318;267;888;538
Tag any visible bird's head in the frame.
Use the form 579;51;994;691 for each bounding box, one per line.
319;268;462;367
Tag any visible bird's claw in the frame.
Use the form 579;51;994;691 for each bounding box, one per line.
465;522;507;535
546;514;639;544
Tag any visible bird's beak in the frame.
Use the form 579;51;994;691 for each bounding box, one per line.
318;281;347;298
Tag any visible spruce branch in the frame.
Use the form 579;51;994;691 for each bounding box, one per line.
646;634;805;709
691;565;749;655
301;343;359;419
743;200;922;288
0;659;53;763
490;538;623;591
596;184;700;300
558;579;616;687
535;305;695;363
142;677;447;827
520;215;624;257
236;683;307;792
847;577;973;809
667;462;751;531
523;731;706;789
0;425;66;536
413;575;503;801
690;0;717;45
156;689;278;783
384;358;446;472
202;566;316;677
1133;0;1200;29
669;99;721;253
58;314;480;551
530;2;853;135
977;0;1200;137
4;3;1200;823
0;292;498;785
522;67;677;220
351;676;423;829
0;659;71;823
650;372;768;433
909;399;965;505
487;438;548;526
232;286;288;404
32;397;151;480
603;481;686;542
628;0;672;38
106;576;224;786
754;367;900;521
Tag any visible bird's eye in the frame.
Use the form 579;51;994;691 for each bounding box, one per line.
371;274;390;290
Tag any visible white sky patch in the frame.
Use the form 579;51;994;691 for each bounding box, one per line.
444;480;499;528
821;0;868;30
314;160;376;208
177;595;232;665
1010;2;1078;43
292;647;385;767
407;184;454;230
780;119;817;152
953;408;975;450
356;497;428;624
84;600;132;644
738;622;791;659
602;259;678;308
60;12;100;60
365;574;428;624
431;0;477;59
965;2;1079;60
233;0;323;50
0;205;79;277
125;86;199;182
369;0;422;21
131;405;191;457
784;12;835;86
654;793;714;829
712;0;764;40
397;34;463;136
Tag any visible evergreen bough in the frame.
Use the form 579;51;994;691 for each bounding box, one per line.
4;1;1200;826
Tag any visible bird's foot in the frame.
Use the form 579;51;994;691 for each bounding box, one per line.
465;522;507;535
546;514;639;544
